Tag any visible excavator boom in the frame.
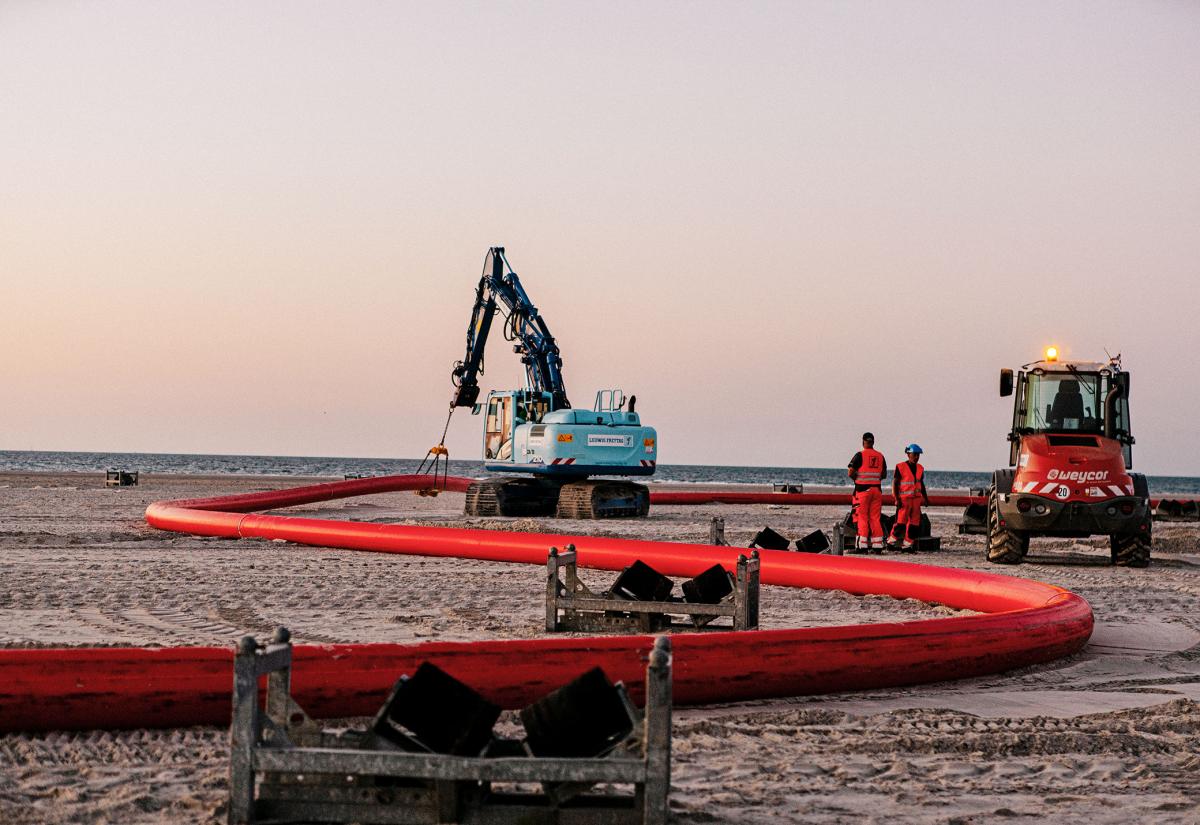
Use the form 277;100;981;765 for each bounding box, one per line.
451;247;569;411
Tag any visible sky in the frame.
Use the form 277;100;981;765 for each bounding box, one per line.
2;1;1198;474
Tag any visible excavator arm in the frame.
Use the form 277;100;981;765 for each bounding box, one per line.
450;247;570;411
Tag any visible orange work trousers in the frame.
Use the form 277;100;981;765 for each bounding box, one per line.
895;497;923;545
854;486;883;547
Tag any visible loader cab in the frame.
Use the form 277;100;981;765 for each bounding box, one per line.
1001;361;1133;467
482;389;552;462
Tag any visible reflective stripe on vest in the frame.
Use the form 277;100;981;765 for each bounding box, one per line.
897;461;924;498
856;448;885;486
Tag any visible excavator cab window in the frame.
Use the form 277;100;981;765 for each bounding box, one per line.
485;394;514;461
514;391;550;425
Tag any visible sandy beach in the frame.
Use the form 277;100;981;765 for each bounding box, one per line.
1;472;1198;823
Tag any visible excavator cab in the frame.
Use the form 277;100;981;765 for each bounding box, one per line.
483;393;512;461
483;389;552;462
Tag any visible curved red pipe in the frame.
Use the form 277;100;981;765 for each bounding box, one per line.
649;490;980;506
649;488;1192;509
0;475;1092;732
162;474;1186;510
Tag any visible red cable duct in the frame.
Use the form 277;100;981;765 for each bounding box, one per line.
0;475;1092;732
649;490;980;506
653;490;1188;508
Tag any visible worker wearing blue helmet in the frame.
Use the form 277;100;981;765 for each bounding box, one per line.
889;444;930;550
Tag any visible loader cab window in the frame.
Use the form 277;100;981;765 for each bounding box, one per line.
1018;371;1104;434
485;395;514;461
1110;386;1133;468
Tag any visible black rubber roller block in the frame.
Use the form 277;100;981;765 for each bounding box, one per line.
610;560;674;601
749;526;790;551
795;530;830;553
682;564;734;604
372;662;501;755
520;667;634;758
962;502;987;524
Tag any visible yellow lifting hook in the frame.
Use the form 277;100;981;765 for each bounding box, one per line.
415;410;454;495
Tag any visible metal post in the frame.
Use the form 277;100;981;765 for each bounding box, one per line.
746;551;760;629
709;517;726;546
229;635;260;825
562;544;578;596
435;780;459;823
734;555;749;631
642;636;671;825
546;547;561;631
264;628;292;731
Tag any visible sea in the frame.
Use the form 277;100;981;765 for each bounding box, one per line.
3;451;1198;495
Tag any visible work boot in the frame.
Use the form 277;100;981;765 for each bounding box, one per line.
869;538;884;554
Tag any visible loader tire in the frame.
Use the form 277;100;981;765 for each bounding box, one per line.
985;487;1028;565
1111;521;1151;568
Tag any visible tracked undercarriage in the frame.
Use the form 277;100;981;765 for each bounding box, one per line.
464;477;650;519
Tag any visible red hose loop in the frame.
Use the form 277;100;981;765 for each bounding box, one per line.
0;474;1093;732
650;490;983;507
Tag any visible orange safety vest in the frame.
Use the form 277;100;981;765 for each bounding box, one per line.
897;461;925;499
855;448;885;486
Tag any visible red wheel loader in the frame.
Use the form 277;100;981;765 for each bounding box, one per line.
988;348;1151;567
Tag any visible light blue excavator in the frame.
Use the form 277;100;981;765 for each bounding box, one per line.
448;247;657;518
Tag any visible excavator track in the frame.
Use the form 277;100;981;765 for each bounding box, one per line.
556;480;650;519
464;477;560;517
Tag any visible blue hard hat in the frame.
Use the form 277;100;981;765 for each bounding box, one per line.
905;443;923;454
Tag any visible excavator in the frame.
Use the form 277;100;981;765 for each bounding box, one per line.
445;247;657;518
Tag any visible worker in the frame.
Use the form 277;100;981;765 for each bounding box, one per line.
889;444;930;550
847;432;887;552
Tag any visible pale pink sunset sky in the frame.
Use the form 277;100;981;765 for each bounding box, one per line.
2;2;1198;473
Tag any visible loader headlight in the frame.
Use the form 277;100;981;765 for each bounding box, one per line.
1106;506;1117;516
1034;504;1048;515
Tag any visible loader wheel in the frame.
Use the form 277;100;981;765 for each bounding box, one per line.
1111;520;1151;568
985;488;1028;565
